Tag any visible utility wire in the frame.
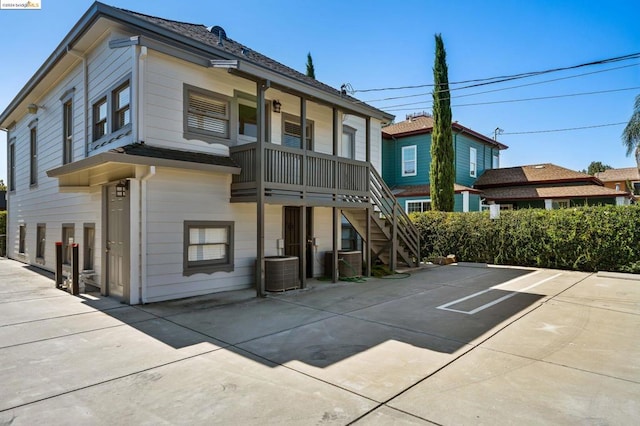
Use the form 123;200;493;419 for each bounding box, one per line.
361;62;640;105
350;52;640;93
501;122;627;135
381;86;640;112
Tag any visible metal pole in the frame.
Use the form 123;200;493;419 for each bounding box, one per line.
55;242;63;289
71;243;79;296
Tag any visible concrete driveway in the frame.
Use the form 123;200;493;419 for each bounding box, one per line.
0;258;638;425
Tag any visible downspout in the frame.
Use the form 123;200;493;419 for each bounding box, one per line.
136;44;151;304
66;46;88;157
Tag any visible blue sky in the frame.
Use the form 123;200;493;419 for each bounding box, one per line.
1;0;639;183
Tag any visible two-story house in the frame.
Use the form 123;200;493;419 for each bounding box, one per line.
0;2;419;304
381;113;507;212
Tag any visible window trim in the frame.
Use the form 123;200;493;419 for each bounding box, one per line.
36;223;46;264
183;84;232;144
90;74;133;151
8;137;15;192
470;147;477;178
236;90;271;143
83;223;95;271
492;154;499;169
112;80;131;132
29;119;38;187
342;125;356;159
92;96;108;142
183;221;234;276
61;88;75;165
401;145;417;177
405;199;431;214
18;224;26;255
282;112;314;150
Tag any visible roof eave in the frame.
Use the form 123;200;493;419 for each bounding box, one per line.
2;1;393;126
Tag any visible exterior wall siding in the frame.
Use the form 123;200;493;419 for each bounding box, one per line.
382;134;431;187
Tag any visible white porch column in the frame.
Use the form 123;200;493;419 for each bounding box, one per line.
462;191;470;212
544;199;553;210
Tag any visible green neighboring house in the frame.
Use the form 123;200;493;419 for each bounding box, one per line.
382;113;507;212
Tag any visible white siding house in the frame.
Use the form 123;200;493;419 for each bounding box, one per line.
1;3;417;304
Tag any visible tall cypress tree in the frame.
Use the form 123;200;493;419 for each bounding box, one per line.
430;34;454;211
306;52;316;79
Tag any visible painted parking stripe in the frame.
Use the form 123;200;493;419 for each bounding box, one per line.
437;272;562;315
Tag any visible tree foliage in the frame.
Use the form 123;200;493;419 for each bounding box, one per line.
622;94;640;169
585;161;612;175
306;52;316;79
430;34;454;211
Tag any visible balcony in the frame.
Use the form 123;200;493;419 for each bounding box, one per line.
230;142;370;207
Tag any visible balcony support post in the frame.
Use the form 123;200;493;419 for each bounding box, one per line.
256;79;268;297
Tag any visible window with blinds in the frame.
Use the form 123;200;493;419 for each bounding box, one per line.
185;86;230;141
282;114;313;149
183;221;234;275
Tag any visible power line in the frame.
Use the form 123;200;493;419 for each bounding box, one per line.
501;122;627;135
381;86;640;112
361;62;640;105
349;52;640;93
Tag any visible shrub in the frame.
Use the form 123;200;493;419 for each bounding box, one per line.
412;205;640;273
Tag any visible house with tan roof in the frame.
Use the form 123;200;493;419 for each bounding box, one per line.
474;163;633;209
381;112;507;213
595;167;640;201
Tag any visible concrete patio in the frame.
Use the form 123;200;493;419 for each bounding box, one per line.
0;258;638;424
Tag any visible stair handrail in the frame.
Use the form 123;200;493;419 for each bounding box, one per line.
369;167;420;265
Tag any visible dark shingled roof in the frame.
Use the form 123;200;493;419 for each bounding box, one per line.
382;113;507;149
115;6;369;109
109;143;239;168
595;167;640;182
481;184;630;201
474;163;597;188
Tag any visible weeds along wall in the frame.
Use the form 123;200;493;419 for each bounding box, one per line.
411;205;640;273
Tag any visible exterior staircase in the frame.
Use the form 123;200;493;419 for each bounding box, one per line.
343;167;421;270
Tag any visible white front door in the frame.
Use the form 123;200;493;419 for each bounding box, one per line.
106;183;129;300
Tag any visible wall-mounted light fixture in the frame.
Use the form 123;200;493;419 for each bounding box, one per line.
27;103;44;114
116;180;129;198
272;99;281;113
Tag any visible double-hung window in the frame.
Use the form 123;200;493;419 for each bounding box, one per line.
470;147;477;178
282;113;313;149
36;224;46;263
29;121;37;186
184;85;230;142
93;97;108;141
342;125;356;159
184;221;234;275
63;99;73;164
113;82;130;131
18;225;26;255
9;138;15;191
401;145;417;177
237;94;270;142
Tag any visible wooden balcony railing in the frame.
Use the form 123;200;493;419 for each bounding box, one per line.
230;143;370;206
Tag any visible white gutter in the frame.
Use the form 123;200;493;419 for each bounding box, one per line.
140;165;155;304
136;43;152;304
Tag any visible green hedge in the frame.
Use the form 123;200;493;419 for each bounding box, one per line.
411;205;640;273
